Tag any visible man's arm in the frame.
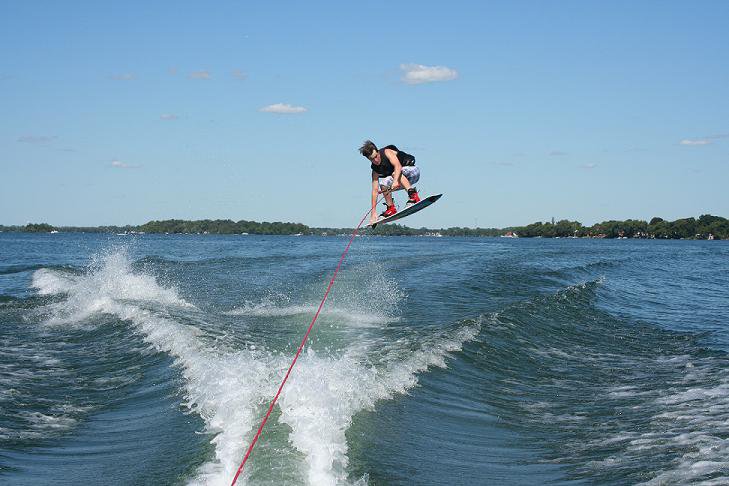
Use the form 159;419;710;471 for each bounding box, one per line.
384;148;403;189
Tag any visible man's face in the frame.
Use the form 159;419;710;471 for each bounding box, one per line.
368;150;380;163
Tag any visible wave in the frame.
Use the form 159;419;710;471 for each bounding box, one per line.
30;249;479;485
136;253;329;267
0;329;98;446
471;278;729;484
538;258;626;278
31;251;193;326
0;412;78;441
0;263;52;276
224;301;399;326
0;294;18;305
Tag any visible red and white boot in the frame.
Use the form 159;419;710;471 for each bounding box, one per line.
380;203;397;218
406;187;421;206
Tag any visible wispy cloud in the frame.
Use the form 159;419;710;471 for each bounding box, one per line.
679;133;729;146
549;150;567;156
18;135;57;145
494;161;514;167
259;103;307;114
110;73;135;81
190;71;211;79
400;64;458;85
160;114;179;120
168;67;178;76
111;159;140;169
232;69;247;80
579;163;597;169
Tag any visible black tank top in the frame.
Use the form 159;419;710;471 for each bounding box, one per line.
370;145;416;178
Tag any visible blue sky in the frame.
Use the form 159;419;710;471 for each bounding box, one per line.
2;1;728;228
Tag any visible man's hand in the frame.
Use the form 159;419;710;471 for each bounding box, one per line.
370;213;378;225
379;184;399;194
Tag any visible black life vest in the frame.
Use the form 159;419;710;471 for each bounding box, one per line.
370;145;416;178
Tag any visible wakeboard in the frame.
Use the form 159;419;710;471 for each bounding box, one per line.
368;194;442;228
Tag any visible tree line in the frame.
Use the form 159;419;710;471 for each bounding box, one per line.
1;214;727;239
504;214;727;239
137;219;311;235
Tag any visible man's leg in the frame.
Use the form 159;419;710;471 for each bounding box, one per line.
378;176;396;199
379;177;397;216
401;167;421;204
397;167;420;191
396;173;412;190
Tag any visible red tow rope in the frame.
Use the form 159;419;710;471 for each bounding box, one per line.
230;204;376;485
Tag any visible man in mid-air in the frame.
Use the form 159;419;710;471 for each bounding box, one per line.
359;140;421;225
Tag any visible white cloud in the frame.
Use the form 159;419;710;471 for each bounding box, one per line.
190;71;211;79
18;135;57;145
679;132;729;146
110;73;135;81
111;159;140;169
160;114;179;120
259;103;307;114
549;150;567;156
579;163;597;169
400;63;458;85
232;69;247;80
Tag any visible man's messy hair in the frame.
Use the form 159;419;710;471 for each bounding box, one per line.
359;140;377;158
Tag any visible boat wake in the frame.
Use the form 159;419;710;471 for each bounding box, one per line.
30;249;480;485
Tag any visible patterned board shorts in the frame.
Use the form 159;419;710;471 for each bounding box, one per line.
379;166;420;189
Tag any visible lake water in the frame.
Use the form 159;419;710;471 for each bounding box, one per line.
1;233;728;485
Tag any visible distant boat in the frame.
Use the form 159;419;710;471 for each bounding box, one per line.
500;231;519;238
50;230;59;234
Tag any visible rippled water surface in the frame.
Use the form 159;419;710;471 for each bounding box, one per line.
1;233;728;485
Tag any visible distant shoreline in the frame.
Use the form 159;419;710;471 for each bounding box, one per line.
2;214;726;240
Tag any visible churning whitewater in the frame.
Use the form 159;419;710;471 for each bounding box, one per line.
28;249;480;485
